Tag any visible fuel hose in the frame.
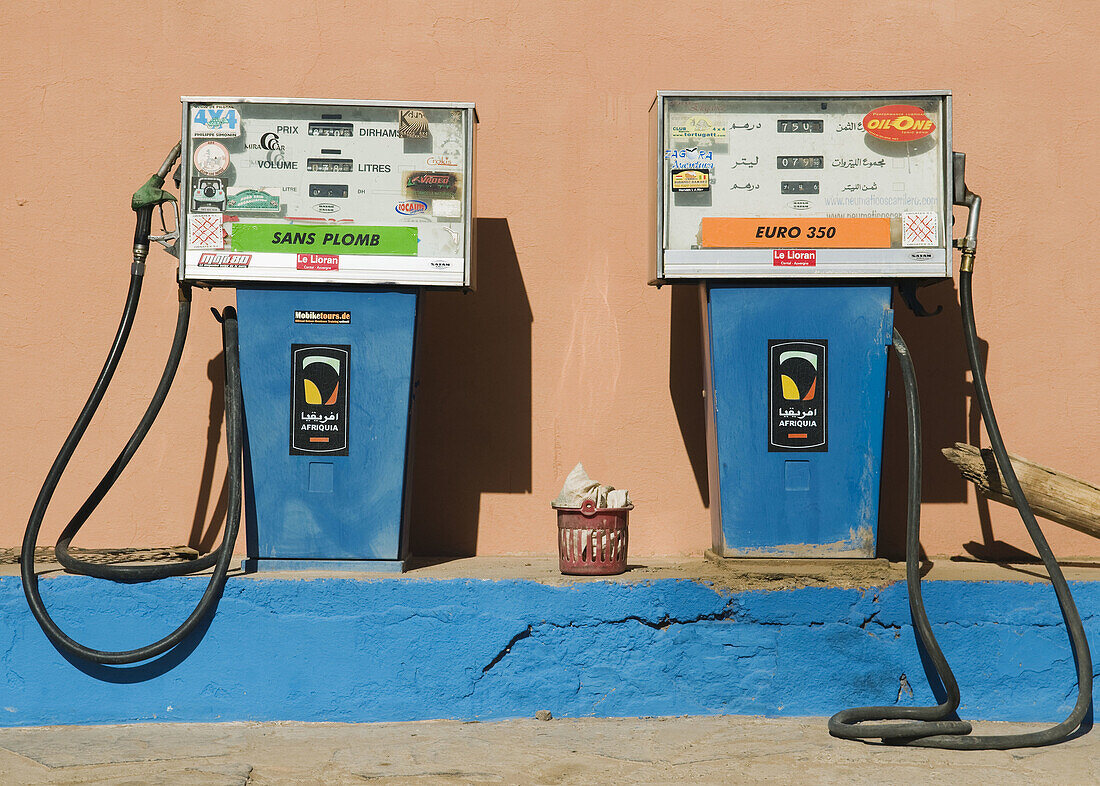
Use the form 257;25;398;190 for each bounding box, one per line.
828;272;1093;748
21;146;243;665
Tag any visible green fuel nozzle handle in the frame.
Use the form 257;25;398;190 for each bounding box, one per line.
131;142;182;266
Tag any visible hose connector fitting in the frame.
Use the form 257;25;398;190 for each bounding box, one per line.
952;152;981;272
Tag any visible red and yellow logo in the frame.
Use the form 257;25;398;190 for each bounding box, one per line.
862;105;936;142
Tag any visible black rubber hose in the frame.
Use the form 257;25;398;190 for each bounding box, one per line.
20;269;242;664
829;276;1093;748
52;287;221;580
828;327;973;741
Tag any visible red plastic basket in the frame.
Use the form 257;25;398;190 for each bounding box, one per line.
554;499;631;576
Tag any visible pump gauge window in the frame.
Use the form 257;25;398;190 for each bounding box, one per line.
650;91;953;282
194;141;230;176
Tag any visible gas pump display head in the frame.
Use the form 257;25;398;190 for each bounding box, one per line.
181;97;477;288
649;91;952;283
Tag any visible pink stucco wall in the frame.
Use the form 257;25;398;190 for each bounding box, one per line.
2;2;1097;559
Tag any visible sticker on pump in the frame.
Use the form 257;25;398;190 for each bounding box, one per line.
191;105;241;138
291;344;349;456
671;169;710;192
699;217;891;248
769;340;827;452
862;105;936;142
902;212;938;246
187;214;225;249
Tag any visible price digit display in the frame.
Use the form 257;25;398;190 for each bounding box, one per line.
777;119;824;133
781;181;820;195
777;156;824;169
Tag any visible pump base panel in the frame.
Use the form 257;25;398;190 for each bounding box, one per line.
1;567;1096;727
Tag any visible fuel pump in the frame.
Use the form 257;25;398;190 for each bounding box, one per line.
651;91;1091;746
23;98;477;664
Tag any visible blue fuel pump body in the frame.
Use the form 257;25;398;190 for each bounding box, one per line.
236;287;418;571
705;284;893;557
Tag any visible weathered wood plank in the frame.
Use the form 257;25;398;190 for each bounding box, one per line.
942;442;1100;539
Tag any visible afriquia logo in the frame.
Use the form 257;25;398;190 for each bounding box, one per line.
302;354;340;406
779;349;819;401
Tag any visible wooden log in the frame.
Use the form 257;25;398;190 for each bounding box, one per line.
941;442;1100;539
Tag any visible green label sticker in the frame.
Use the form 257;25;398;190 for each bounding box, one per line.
231;224;418;256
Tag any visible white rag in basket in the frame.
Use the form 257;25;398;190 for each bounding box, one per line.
551;463;631;509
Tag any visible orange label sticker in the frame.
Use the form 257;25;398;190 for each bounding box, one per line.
862;105;936;142
700;217;891;248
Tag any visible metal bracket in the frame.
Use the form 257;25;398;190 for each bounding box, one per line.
148;200;181;259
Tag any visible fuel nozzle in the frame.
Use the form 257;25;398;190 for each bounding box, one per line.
952;151;981;272
131;141;183;267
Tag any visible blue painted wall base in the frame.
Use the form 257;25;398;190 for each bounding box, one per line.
1;575;1096;727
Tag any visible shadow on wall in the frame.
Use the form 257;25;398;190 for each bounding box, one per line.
878;279;978;559
407;218;533;556
669;284;710;507
189;352;229;553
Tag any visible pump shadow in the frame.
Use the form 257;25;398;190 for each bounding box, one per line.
669;285;710;506
878;279;977;559
50;587;223;683
188;352;230;553
406;218;532;557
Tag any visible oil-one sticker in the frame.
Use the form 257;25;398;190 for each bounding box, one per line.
902;212;938;247
291;344;350;456
671;169;710;192
769;340;827;452
191;105;241;138
187;214;224;249
862;105;935;142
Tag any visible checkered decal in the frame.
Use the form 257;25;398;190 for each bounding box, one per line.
188;214;224;249
902;212;938;247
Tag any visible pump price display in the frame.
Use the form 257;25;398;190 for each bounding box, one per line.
181;97;476;288
653;91;952;281
777;119;823;133
777;156;823;169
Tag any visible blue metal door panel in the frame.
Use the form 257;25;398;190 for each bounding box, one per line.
236;287;417;564
707;284;892;557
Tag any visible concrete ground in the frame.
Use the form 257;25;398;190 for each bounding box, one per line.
0;716;1095;785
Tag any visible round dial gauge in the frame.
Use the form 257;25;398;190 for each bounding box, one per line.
194;141;230;176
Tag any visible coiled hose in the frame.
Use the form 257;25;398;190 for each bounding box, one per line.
20;267;242;665
828;272;1093;748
